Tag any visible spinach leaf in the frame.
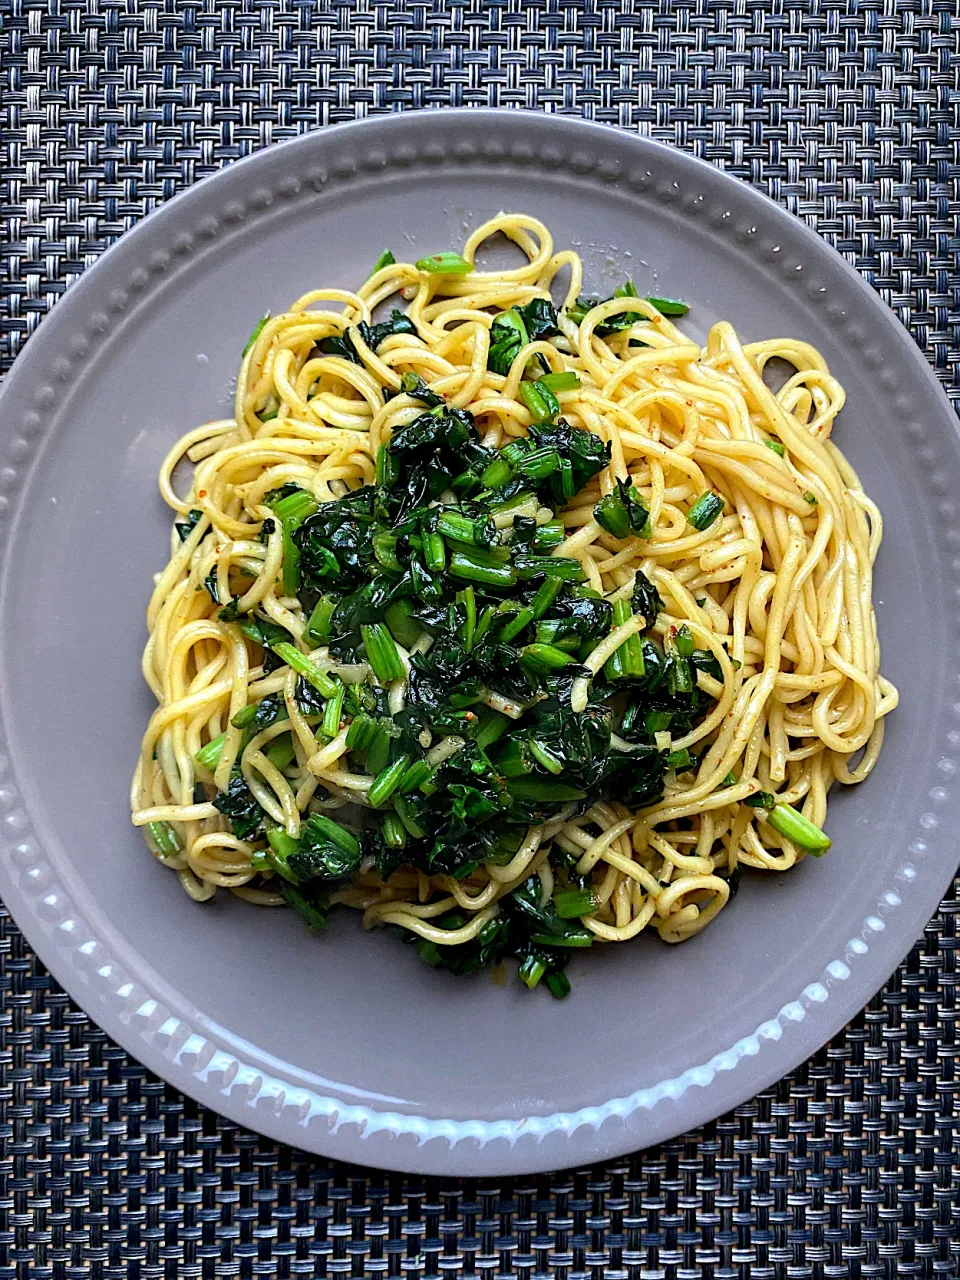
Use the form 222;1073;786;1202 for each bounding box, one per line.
212;770;266;840
175;509;204;542
515;297;561;341
315;312;416;365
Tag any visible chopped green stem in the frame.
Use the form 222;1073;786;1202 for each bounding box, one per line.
673;624;694;657
472;605;497;646
481;456;514;489
270;489;318;525
506;778;586;803
558;456;575;501
279;524;300;596
265;734;296;771
518;380;560;423
594;492;631;538
195;732;226;770
501;606;534;644
265;827;301;882
393;794;427;839
518;955;547;989
304;595;336;645
346;712;378;752
146;821;181;857
422;531;447;572
767;803;832;853
456;586;476;651
381;813;407;849
416;252;474;275
553;888;596;918
605;598;646;678
308;815;361;857
520;642;575;672
369;755;411;808
493;309;528;340
398;759;434;795
667;650;694;694
516;447;559;481
764;438;786;457
449;547;517;588
538;370;581;393
687;491;724;531
365;727;391;777
513;555;583;581
321;681;345;739
546;971;572;998
266;827;299;860
271;642;338;698
376;444;399;488
533;520;565;551
437;510;494;547
529;739;564;775
361;623;405;684
232;704;258;729
474;709;510;751
530;576;565;619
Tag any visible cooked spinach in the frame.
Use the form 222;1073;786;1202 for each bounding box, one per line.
211;346;725;993
567;280;690;336
315;310;417;365
212;770;266;840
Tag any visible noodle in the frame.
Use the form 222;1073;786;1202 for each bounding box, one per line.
132;212;897;962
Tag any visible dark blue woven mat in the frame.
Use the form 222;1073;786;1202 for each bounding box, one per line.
2;0;960;1275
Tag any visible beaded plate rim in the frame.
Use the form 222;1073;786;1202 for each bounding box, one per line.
0;110;957;1175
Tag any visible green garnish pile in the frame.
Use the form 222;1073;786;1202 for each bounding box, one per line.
195;297;732;994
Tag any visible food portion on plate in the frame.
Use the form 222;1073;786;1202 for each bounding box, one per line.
132;213;898;996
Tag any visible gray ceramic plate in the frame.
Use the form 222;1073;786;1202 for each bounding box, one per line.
0;110;956;1175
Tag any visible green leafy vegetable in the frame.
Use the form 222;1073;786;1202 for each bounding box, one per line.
416;252;474;275
175;509;205;542
518;380;560;423
145;821;181;858
242;313;270;356
369;248;395;277
566;283;689;334
767;803;831;854
594;478;651;540
686;491;724;531
487;309;528;376
316;312;416;366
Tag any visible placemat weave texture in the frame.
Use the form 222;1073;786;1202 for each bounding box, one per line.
2;0;960;1275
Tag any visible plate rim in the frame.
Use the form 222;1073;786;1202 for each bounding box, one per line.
0;108;956;1174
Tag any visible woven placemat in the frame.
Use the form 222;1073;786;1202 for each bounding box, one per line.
2;0;959;1275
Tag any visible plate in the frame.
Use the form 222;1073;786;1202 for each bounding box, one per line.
0;110;956;1176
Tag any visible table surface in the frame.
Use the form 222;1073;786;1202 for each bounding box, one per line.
2;0;959;1275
